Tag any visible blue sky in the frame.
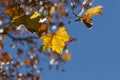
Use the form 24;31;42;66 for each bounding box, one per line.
1;0;120;80
41;0;120;80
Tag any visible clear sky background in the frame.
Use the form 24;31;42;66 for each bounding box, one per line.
41;0;120;80
1;0;120;80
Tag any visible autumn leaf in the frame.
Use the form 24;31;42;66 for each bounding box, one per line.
47;16;53;23
77;5;103;28
3;3;25;22
37;23;48;36
50;53;54;59
40;27;71;55
24;58;31;65
49;6;56;15
40;34;53;52
62;53;71;62
3;3;47;36
1;53;12;63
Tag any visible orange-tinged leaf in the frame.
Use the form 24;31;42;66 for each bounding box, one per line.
62;53;71;62
40;27;71;55
79;5;103;28
37;23;48;36
59;7;65;16
50;53;54;59
24;58;31;65
38;23;48;31
47;16;53;23
1;53;12;63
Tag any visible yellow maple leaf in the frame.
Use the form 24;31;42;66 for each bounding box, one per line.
79;5;103;28
40;27;71;55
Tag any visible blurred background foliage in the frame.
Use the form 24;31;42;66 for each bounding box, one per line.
0;0;98;80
